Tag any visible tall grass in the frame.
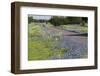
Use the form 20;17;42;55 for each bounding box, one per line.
28;22;65;60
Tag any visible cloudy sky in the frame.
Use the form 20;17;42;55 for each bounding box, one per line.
33;15;52;20
28;15;52;20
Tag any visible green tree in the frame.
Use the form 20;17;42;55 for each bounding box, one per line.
80;17;88;26
28;16;34;24
66;17;81;24
49;16;67;26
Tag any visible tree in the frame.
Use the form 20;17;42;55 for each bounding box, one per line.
49;16;67;26
66;17;81;24
28;16;34;24
49;16;83;26
80;17;88;26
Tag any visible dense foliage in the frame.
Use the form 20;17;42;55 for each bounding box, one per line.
28;16;88;26
28;16;34;24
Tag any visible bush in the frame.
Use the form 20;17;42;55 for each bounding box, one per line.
49;16;82;26
80;21;86;26
28;16;34;24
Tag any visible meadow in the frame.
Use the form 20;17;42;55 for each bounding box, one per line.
28;22;66;60
61;24;87;33
28;22;88;60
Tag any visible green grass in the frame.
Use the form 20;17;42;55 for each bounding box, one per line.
80;48;88;58
61;24;88;33
28;22;65;60
28;39;53;60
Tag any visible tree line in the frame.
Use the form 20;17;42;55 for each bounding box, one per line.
28;16;88;26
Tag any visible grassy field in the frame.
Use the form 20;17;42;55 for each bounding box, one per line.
61;24;88;33
28;22;65;60
28;22;88;60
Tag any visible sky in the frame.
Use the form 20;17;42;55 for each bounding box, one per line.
32;15;52;20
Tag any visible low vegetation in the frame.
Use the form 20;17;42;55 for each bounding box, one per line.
61;24;88;33
28;23;65;60
28;16;88;60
